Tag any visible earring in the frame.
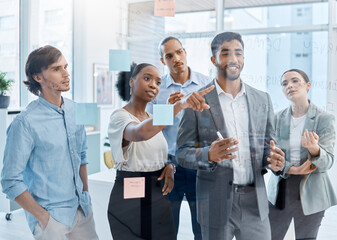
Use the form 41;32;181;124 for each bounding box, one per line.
129;87;132;95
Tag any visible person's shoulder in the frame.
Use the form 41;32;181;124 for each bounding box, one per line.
15;99;40;121
190;69;211;84
63;97;74;105
244;83;265;94
160;73;171;84
244;82;271;100
275;107;289;119
310;102;335;122
63;97;77;110
111;108;129;118
8;100;40;131
198;79;215;91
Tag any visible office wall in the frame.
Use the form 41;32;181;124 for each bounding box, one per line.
73;0;127;103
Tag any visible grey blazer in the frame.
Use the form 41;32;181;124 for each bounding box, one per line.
176;80;276;228
267;102;337;215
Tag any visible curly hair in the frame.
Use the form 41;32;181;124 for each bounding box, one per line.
116;62;155;101
24;45;62;96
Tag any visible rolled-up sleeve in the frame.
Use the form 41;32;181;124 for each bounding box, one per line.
1;117;34;201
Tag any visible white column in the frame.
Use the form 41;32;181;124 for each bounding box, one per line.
216;0;224;33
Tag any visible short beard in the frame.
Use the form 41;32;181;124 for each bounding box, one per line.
217;65;242;81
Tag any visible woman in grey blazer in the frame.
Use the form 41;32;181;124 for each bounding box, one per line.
268;69;337;240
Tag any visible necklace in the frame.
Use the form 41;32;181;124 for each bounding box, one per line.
291;115;306;129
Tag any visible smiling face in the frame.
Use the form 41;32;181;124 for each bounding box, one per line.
281;71;311;102
33;54;70;97
211;39;244;82
130;65;161;103
160;39;188;75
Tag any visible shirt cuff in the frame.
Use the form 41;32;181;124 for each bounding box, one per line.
4;183;28;201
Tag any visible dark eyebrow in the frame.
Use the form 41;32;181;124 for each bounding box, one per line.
50;63;68;70
290;77;300;80
143;73;161;81
220;48;243;53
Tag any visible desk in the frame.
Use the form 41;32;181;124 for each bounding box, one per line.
88;169;116;240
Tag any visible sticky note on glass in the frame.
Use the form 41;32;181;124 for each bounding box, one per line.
75;103;98;125
153;104;174;126
109;49;130;71
124;177;145;199
154;0;175;17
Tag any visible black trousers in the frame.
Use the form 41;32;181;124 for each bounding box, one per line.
108;169;176;240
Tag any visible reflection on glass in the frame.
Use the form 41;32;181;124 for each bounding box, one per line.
241;32;328;112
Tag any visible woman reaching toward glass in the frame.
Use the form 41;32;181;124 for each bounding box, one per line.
268;69;337;240
107;63;214;240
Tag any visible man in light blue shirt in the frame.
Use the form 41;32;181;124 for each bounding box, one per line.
147;37;211;239
1;46;98;240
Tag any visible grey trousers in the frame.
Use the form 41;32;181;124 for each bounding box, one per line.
269;175;324;240
201;186;271;240
33;207;98;240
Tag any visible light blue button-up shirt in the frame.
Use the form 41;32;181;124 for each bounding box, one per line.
1;97;91;233
146;68;211;156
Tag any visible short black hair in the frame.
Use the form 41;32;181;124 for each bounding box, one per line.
158;36;183;58
211;32;244;57
281;69;310;84
116;62;155;101
24;45;62;96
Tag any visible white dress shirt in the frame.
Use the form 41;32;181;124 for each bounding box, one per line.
215;80;254;185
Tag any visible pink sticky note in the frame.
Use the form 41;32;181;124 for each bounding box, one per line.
124;177;145;199
154;0;175;17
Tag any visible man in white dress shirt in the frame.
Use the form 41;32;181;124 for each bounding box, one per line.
176;32;285;240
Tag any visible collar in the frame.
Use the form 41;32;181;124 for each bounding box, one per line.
214;79;246;99
165;67;200;88
38;96;64;114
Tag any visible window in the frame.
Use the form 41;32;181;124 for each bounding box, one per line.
0;0;19;108
28;0;73;103
0;0;73;108
0;15;15;30
44;9;64;25
223;2;328;30
165;11;215;34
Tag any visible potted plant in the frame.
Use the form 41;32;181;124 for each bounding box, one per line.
0;72;14;108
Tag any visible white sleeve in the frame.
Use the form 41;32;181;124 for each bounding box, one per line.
107;109;135;169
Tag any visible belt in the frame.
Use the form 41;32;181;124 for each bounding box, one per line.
233;183;255;193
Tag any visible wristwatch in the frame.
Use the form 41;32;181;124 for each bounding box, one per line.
169;162;176;174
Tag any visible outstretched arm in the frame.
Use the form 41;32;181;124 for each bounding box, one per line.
123;85;215;142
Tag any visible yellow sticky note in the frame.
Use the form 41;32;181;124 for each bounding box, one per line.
124;177;145;199
154;0;175;17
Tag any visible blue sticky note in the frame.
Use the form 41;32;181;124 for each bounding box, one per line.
153;104;174;126
109;49;130;71
75;103;98;125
